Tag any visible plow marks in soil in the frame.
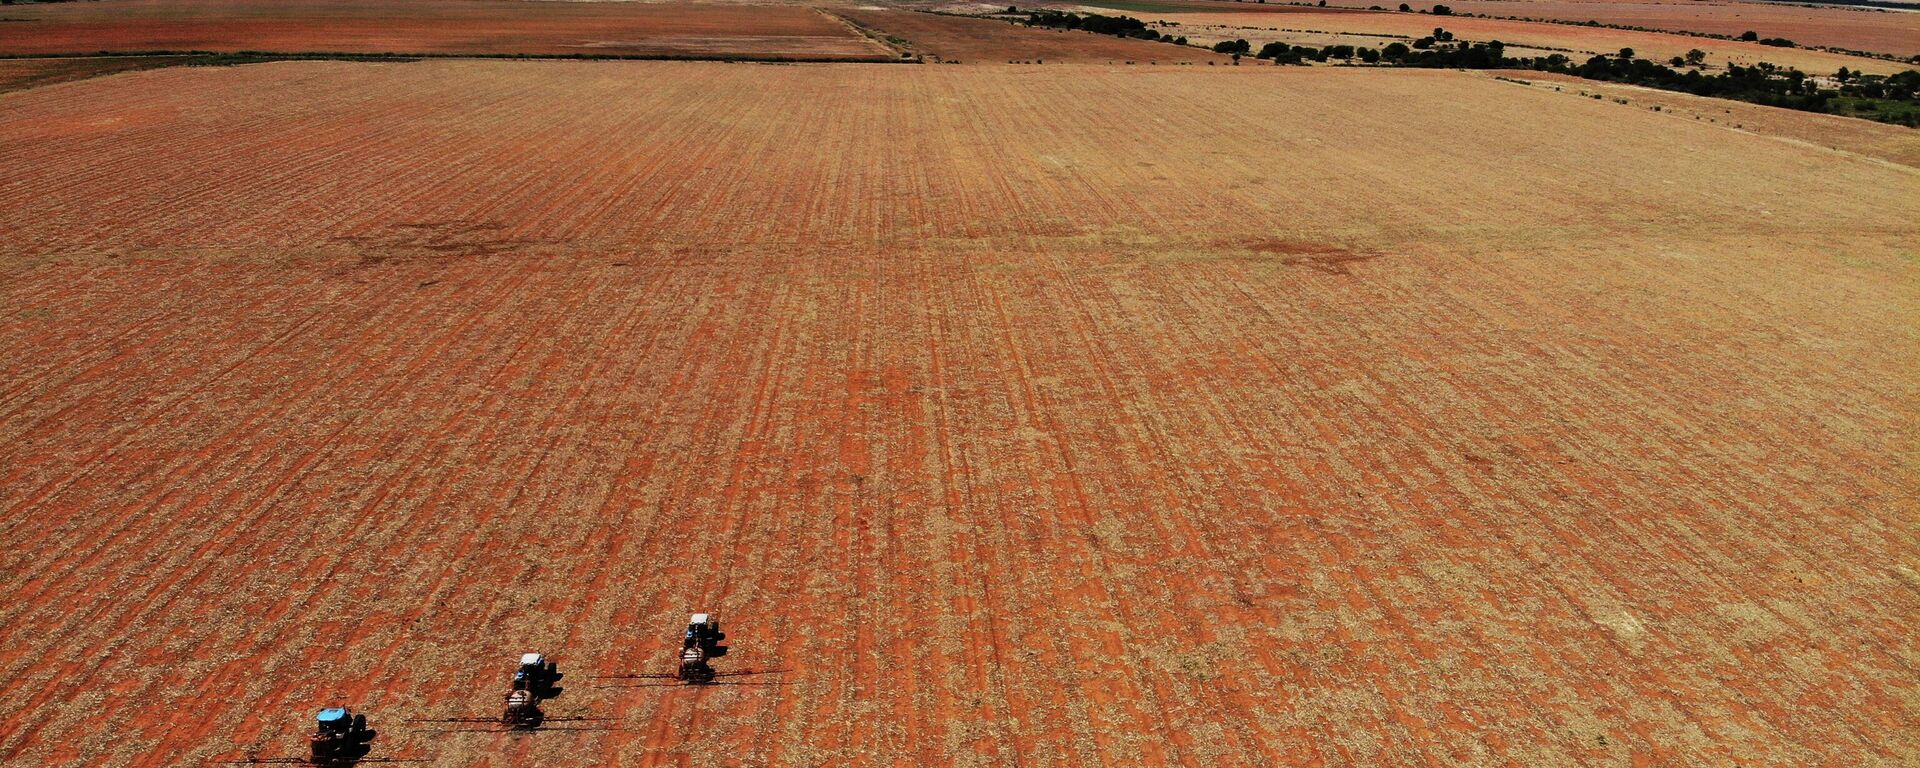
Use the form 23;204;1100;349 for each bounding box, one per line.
0;61;1915;765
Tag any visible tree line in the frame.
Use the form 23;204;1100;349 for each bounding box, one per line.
1236;29;1919;126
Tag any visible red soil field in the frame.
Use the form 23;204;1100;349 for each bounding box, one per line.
1;61;1916;766
839;8;1226;62
0;0;893;60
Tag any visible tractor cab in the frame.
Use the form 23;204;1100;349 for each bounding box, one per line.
315;708;353;737
515;653;544;686
310;707;370;764
684;613;721;649
513;652;557;693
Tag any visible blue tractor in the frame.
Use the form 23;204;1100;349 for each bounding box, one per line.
683;614;723;652
512;652;560;696
309;707;371;765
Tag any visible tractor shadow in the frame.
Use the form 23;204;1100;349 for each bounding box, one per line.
220;734;417;766
326;731;379;766
592;668;788;689
697;628;730;658
538;671;566;700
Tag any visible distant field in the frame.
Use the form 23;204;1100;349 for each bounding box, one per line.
839;9;1226;62
0;0;894;60
1128;7;1915;72
1069;0;1920;56
0;56;197;94
2;60;1914;766
1424;0;1920;57
1481;68;1920;165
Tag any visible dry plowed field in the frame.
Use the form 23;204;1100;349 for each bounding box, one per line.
1;61;1916;766
0;0;893;60
840;9;1225;62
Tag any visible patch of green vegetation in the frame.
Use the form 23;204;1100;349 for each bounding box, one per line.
1826;96;1920;127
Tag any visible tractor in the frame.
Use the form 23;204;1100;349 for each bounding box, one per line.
512;652;559;696
677;644;714;684
501;688;544;728
308;707;372;765
683;613;722;652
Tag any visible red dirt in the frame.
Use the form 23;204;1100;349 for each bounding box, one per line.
0;61;1916;765
839;9;1227;62
0;0;894;60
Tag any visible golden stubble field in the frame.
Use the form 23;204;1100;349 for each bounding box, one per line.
1424;0;1920;57
1122;7;1912;74
0;61;1915;766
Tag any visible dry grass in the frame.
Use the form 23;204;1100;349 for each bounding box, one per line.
1483;68;1920;168
0;60;1915;766
1427;0;1920;58
1118;7;1913;74
1058;0;1919;58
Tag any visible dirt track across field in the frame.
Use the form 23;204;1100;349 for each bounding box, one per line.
0;60;1916;766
